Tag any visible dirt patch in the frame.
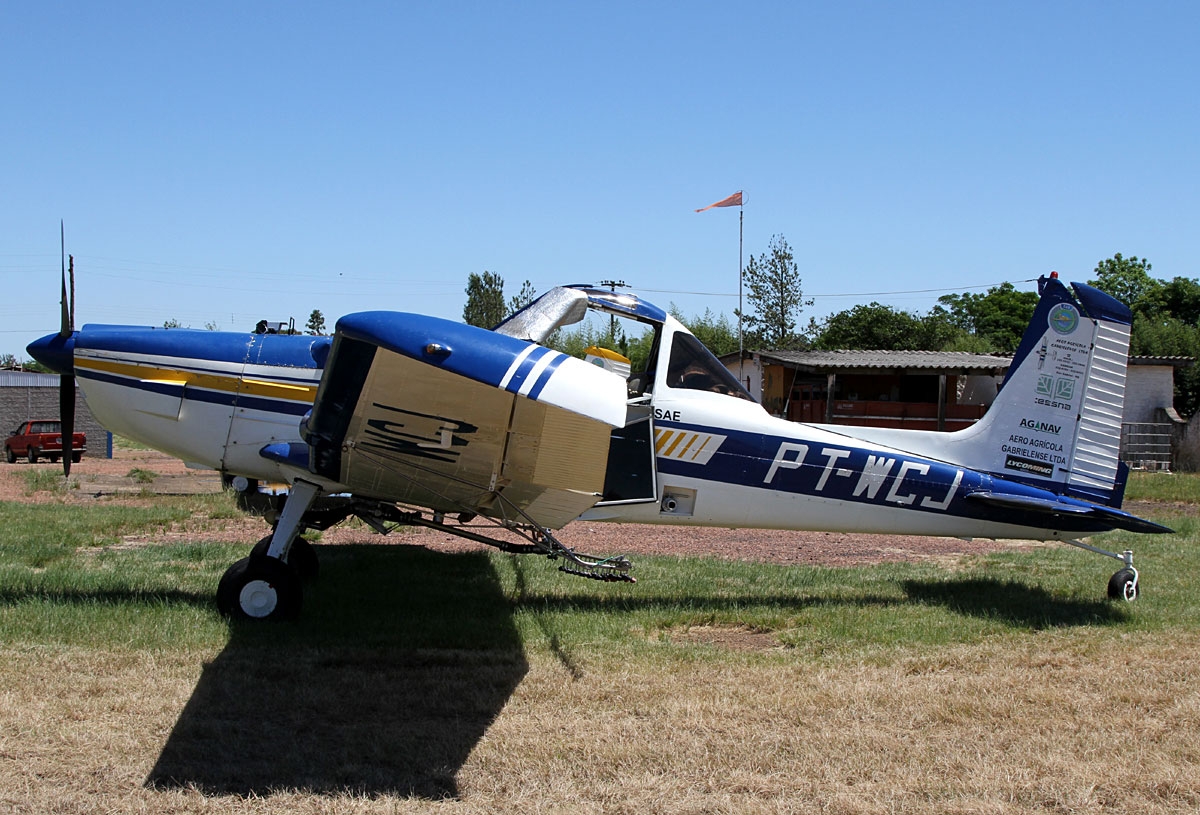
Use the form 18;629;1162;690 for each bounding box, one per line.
668;625;783;652
0;446;223;503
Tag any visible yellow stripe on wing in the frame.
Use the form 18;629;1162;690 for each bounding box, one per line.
75;357;318;402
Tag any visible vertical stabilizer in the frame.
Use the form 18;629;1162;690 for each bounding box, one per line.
951;274;1133;504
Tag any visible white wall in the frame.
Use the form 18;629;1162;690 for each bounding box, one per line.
721;355;762;402
1123;365;1176;424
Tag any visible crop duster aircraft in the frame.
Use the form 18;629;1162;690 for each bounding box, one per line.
28;273;1170;620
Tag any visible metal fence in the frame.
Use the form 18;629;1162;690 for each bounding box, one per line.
1120;422;1173;471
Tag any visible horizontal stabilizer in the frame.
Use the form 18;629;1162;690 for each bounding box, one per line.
966;491;1092;515
966;491;1172;534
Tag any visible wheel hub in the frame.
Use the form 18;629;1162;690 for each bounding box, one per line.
239;579;279;618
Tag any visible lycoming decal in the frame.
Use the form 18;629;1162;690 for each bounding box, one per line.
1004;454;1054;478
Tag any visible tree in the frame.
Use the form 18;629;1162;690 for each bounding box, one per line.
508;280;537;315
0;353;18;369
163;318;184;329
810;303;921;350
671;307;740;357
807;300;988;353
936;282;1038;354
306;309;327;335
1088;253;1200;416
1138;276;1200;324
1088;253;1159;308
737;234;812;349
463;271;508;328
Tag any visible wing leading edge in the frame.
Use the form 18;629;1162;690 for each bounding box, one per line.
302;312;630;529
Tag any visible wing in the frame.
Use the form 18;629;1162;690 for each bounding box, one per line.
303;312;630;529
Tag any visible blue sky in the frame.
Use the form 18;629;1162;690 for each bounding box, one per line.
3;1;1197;359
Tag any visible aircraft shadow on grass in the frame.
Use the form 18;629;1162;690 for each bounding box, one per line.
145;545;529;799
142;548;1127;799
504;576;1130;630
901;577;1131;628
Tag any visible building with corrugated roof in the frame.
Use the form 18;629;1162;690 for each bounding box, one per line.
722;349;1011;431
721;350;1195;470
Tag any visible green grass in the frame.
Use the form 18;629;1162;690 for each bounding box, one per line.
21;467;71;495
112;434;152;451
125;467;157;484
0;484;1194;662
2;478;1196;812
1125;469;1200;503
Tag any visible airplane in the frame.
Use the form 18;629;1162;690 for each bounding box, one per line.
27;271;1171;621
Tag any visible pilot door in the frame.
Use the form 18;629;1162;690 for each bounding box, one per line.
597;402;657;505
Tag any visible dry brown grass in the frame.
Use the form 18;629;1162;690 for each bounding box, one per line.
2;630;1198;814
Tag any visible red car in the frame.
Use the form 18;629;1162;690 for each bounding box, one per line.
5;420;86;464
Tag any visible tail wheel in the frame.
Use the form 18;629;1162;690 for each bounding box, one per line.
1108;568;1139;602
217;556;302;621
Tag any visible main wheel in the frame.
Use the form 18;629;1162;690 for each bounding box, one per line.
250;535;319;580
216;556;302;621
1108;568;1138;601
27;447;38;463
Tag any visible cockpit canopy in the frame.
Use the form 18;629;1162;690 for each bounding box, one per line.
496;285;752;402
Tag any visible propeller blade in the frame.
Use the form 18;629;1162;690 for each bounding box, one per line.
60;222;71;336
61;375;75;477
58;226;76;477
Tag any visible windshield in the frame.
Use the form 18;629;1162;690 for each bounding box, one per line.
665;332;753;401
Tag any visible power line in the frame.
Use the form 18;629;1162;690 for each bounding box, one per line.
637;278;1039;300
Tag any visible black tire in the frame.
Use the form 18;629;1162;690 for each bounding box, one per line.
49;454;59;463
27;447;38;464
1107;568;1138;601
250;534;320;580
216;556;302;621
71;452;82;463
4;447;14;464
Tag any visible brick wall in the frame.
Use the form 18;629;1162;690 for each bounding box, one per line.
0;379;111;457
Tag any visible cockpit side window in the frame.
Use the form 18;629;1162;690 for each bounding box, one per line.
665;333;754;401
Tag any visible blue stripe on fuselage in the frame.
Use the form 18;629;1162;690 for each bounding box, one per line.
504;345;553;394
653;420;1116;533
527;352;567;400
655;420;973;509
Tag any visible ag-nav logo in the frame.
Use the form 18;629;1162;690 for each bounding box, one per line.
1019;417;1061;435
1048;303;1079;335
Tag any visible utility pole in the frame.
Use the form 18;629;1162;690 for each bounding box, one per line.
597;279;626;345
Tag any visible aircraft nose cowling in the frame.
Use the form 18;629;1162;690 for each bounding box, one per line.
26;332;76;375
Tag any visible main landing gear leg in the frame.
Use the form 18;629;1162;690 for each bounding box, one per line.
217;480;323;621
1065;539;1139;602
